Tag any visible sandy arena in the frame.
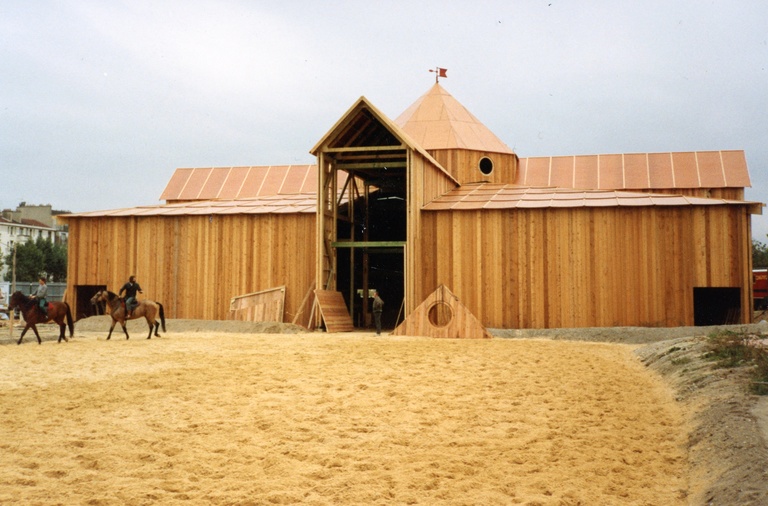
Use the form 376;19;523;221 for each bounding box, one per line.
1;317;767;505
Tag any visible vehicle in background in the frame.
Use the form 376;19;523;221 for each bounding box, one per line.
754;270;768;310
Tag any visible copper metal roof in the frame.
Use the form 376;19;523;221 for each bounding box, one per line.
62;194;318;218
395;83;515;154
517;150;751;190
422;183;762;213
159;165;318;202
63;180;761;219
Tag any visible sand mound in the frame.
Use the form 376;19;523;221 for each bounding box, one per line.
72;315;308;335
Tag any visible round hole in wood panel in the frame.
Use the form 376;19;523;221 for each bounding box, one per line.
478;156;494;175
427;301;453;328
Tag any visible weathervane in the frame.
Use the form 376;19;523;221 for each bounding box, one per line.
429;67;447;83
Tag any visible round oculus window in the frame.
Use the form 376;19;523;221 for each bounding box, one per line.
479;156;494;175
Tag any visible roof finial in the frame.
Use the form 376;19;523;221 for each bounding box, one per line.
429;67;447;83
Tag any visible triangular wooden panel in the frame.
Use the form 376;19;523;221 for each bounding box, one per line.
315;289;354;333
391;285;492;339
229;286;285;322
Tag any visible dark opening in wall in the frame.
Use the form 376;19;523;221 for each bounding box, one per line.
479;156;494;175
693;287;741;325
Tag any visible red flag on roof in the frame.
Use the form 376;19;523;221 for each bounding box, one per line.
430;67;448;82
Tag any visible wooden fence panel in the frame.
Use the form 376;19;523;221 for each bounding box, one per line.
230;286;285;322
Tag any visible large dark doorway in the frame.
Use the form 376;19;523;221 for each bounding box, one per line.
336;188;406;331
338;247;404;330
75;285;107;321
693;287;741;326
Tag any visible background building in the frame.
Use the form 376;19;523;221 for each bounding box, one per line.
0;203;69;280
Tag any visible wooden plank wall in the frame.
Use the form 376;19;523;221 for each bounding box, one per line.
418;205;753;329
429;149;518;185
65;213;316;321
407;150;467;316
229;286;285;322
65;201;753;329
419;153;460;206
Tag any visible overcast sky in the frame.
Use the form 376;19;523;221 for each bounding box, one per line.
2;1;767;238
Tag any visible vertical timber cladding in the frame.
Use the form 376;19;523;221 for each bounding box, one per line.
65;213;316;321
428;149;519;185
171;213;316;320
418;204;752;329
408;150;463;317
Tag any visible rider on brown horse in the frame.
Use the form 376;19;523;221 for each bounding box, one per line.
30;276;48;318
119;275;143;318
9;290;74;344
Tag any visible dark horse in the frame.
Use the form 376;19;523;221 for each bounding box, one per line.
8;291;75;345
90;290;166;340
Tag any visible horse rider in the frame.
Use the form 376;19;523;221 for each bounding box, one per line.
119;275;143;318
30;276;48;318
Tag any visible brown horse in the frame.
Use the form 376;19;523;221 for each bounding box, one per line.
90;290;166;340
8;291;75;345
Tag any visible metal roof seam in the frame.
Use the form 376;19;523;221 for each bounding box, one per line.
597;154;601;190
522;158;528;185
215;167;232;199
235;167;249;197
197;168;213;200
645;153;651;188
176;169;193;200
547;157;552;186
278;165;290;194
299;164;312;193
669;153;677;188
695;152;702;188
257;166;270;196
621;153;626;189
719;150;728;186
571;156;576;189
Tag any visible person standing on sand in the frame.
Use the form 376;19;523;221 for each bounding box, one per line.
372;289;384;335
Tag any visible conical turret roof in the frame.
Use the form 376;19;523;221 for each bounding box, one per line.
394;83;514;154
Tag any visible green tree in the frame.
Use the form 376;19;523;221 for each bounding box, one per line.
2;237;67;282
3;239;45;282
753;239;768;269
47;241;67;282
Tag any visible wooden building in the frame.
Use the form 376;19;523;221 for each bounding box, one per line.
61;84;762;330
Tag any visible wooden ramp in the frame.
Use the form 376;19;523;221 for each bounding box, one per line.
229;286;285;322
315;289;354;332
391;285;492;339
